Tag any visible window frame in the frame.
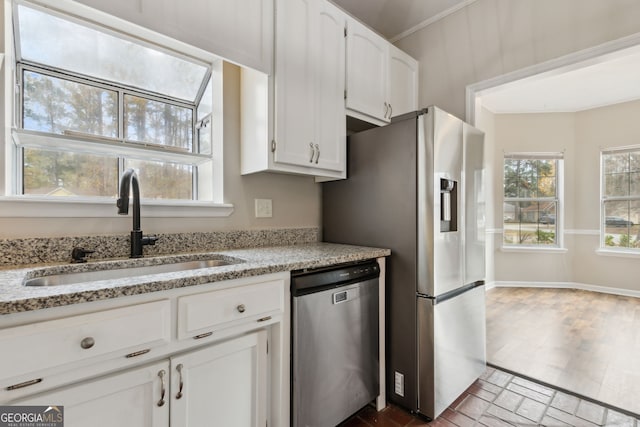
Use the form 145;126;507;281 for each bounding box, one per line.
502;152;564;250
599;145;640;253
1;0;231;217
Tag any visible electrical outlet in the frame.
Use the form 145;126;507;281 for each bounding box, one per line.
394;371;404;397
255;199;273;218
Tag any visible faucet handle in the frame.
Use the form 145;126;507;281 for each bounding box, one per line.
71;247;95;263
142;235;159;246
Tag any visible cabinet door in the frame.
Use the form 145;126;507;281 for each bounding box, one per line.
11;361;170;427
389;44;419;118
170;330;268;427
314;1;346;172
346;17;389;123
273;0;317;168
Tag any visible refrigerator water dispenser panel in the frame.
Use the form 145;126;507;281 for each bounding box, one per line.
440;178;457;232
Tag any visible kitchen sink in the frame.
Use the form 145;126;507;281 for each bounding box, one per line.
23;257;243;287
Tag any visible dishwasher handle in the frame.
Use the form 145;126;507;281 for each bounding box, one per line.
291;260;380;296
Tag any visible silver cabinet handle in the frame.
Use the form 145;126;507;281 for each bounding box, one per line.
309;142;315;163
384;102;389;118
175;364;184;399
237;304;246;313
157;370;166;407
388;103;393;118
80;337;95;349
314;144;320;164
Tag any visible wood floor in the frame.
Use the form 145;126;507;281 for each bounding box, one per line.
486;286;640;416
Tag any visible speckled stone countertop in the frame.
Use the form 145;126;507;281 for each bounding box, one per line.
0;243;390;315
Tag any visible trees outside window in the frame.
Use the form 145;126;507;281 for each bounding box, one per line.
503;154;562;247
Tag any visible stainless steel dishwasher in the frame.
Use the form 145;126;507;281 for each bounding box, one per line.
291;260;380;427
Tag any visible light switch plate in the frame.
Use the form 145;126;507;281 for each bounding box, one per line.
255;198;272;218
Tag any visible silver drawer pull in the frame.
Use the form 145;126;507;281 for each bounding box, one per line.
193;331;213;340
257;316;272;323
237;304;246;313
175;364;184;399
157;370;166;407
309;142;315;163
125;349;150;358
6;378;42;391
80;337;95;349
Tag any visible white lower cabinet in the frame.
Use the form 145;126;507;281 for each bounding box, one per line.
12;331;268;427
13;360;170;427
171;330;268;427
0;273;288;427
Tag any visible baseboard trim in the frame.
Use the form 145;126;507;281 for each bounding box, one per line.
492;280;640;298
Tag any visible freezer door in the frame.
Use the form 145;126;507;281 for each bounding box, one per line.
464;123;486;284
418;107;464;296
417;285;486;419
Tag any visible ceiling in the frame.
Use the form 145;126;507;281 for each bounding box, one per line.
330;0;472;41
478;44;640;114
333;0;640;114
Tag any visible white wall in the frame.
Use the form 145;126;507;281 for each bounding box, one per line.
395;0;640;121
0;5;321;238
396;0;640;292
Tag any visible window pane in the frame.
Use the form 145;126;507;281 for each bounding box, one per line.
504;158;558;199
23;148;118;197
18;4;209;102
503;159;519;198
503;201;557;246
125;159;193;200
603;200;638;248
124;95;193;151
23;70;118;138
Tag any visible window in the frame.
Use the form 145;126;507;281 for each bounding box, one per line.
600;147;640;251
10;1;221;203
503;153;563;247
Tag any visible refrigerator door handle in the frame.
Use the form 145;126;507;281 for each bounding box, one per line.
429;281;484;305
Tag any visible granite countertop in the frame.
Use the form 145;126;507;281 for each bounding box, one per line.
0;242;390;315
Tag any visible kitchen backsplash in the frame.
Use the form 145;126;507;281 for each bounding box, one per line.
0;227;319;267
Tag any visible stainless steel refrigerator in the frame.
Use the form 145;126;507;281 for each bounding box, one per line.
322;106;486;420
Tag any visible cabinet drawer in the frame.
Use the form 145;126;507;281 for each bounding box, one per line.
0;300;171;383
178;279;284;339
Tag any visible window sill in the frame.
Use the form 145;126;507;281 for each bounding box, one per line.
500;246;568;254
595;248;640;258
0;196;234;218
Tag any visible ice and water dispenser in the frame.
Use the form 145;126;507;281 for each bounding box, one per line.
440;178;457;232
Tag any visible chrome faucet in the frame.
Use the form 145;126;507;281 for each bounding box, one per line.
117;168;158;258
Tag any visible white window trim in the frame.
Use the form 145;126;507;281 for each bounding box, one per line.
501;153;565;250
2;0;232;218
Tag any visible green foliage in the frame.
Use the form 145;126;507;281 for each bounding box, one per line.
535;229;555;244
604;235;616;246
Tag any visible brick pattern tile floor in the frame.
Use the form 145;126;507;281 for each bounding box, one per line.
340;367;640;426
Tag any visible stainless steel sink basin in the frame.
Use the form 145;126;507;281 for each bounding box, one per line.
23;258;241;287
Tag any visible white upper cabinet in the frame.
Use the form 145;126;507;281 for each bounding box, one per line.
346;17;419;124
242;0;347;179
389;44;420;118
345;16;389;123
75;0;273;73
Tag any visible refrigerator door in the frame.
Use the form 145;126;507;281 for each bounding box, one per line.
417;284;487;419
418;107;464;297
464;123;486;285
